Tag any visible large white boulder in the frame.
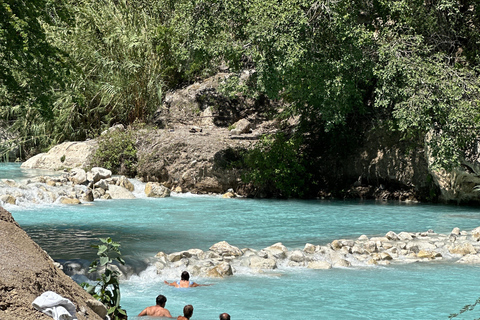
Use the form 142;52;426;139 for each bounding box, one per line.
207;261;233;277
21;141;98;170
249;256;277;269
68;168;87;185
263;243;288;259
209;241;243;257
106;185;135;199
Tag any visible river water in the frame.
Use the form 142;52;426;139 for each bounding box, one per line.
2;163;480;319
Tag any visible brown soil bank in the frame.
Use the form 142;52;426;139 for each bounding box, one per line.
0;206;103;320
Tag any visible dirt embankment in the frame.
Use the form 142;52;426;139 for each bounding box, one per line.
0;206;103;320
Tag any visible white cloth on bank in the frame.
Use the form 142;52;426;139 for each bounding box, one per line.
32;291;78;320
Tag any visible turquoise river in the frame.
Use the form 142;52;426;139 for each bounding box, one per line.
2;163;480;319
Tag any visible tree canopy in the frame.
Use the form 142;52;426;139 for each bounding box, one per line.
1;0;479;194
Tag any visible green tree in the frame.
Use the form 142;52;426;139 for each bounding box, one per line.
373;0;480;169
47;0;164;140
243;133;311;198
0;0;70;156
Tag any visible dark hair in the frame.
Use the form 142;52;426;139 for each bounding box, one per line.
183;304;194;319
181;271;190;281
219;313;230;320
156;295;167;306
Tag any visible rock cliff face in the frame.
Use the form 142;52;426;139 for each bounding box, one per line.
0;206;103;320
13;73;480;203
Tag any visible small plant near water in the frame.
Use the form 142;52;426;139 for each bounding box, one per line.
82;237;127;320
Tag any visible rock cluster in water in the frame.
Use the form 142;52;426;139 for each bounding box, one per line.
154;227;480;278
0;167;172;206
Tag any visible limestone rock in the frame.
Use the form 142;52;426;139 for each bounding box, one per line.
117;176;134;192
101;193;112;200
145;182;171;198
457;254;480;264
417;250;436;259
209;241;243;257
83;189;94;202
263;243;288;259
58;196;81;205
398;232;414;241
94;179;109;190
230;119;251;135
101;124;125;135
449;243;477;256
1;179;17;187
186;249;205;260
87;171;100;184
304;243;316;254
106;185;136;199
174;186;183;193
331;239;342;250
451;227;461;236
86;299;108;319
288;250;305;263
207;261;233;277
90;167;112;180
0;194;16;205
222;191;236;198
358;235;369;241
249;256;277;269
385;231;400;241
68;168;87;185
21;140;98;170
167;252;184;263
472;227;480;241
333;259;351;268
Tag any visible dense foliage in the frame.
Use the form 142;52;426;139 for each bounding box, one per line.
91;128;137;176
1;0;479;194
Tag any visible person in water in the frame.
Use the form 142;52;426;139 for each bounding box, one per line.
219;313;230;320
177;304;194;320
138;294;173;317
164;271;211;288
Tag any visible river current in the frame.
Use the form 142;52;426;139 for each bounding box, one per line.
2;163;480;319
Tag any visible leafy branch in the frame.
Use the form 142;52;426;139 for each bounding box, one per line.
82;237;127;320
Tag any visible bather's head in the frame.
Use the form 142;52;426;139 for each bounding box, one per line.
220;313;230;320
156;294;167;307
181;271;190;281
183;304;194;319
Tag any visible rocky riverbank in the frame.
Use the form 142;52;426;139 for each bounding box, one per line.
58;225;480;282
0;166;179;207
0;207;105;320
150;226;480;278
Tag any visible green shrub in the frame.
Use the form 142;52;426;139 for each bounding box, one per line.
91;129;137;176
